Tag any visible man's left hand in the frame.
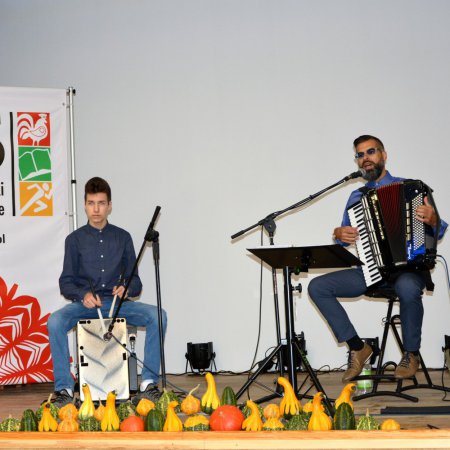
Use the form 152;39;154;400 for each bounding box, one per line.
416;196;437;227
112;285;127;299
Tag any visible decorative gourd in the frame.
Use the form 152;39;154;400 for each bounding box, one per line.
57;409;79;432
302;400;313;413
356;409;380;430
184;415;210;431
94;399;105;421
144;408;165;431
156;389;181;417
307;392;333;431
117;401;136;422
334;383;356;410
209;405;245;431
78;383;95;420
0;415;21;432
180;384;201;415
119;415;145;432
36;394;59;421
263;417;285;430
100;390;120;432
263;403;281;420
241;402;264;419
333;402;356;430
20;409;38;432
38;403;58;432
163;401;183;432
79;417;101;432
242;400;263;431
380;418;401;430
285;413;310;431
277;377;302;419
136;398;155;417
58;402;78;421
201;372;221;414
220;386;237;406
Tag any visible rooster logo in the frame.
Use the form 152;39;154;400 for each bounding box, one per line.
17;113;49;146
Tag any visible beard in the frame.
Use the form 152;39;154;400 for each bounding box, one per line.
362;161;385;181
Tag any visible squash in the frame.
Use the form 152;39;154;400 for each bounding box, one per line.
117;401;136;421
277;377;301;419
57;409;79;432
120;415;145;432
263;417;285;430
220;386;237;406
100;390;120;432
380;418;401;430
94;399;105;421
241;402;264;419
180;384;201;415
78;383;95;420
136;398;155;417
79;417;101;432
0;415;21;432
58;402;78;421
144;408;165;431
242;400;263;431
333;402;356;430
263;403;281;419
201;372;221;414
38;403;58;432
356;409;380;430
307;392;332;431
209;405;245;431
302;400;313;413
184;415;210;431
163;401;183;432
334;383;356;410
36;394;59;421
285;413;310;430
20;409;38;432
156;389;181;417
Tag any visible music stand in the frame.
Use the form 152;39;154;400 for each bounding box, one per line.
236;244;362;416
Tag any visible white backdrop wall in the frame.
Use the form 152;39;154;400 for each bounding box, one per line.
1;0;449;375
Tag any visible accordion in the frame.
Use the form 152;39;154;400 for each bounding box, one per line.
347;180;437;287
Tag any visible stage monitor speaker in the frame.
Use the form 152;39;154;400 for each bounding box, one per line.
77;318;129;401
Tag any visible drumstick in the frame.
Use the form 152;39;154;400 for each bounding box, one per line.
88;279;107;336
109;273;125;318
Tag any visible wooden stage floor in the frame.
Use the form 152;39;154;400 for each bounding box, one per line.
1;370;450;449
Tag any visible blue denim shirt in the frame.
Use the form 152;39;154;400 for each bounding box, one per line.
59;222;142;302
337;171;448;245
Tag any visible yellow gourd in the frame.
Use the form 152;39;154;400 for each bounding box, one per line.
58;402;78;421
135;398;155;417
277;377;301;418
163;401;183;432
94;399;105;421
201;373;220;414
38;403;58;432
100;390;120;432
302;400;313;413
242;400;263;431
181;384;201;415
78;383;95;420
380;418;401;430
307;392;333;431
57;409;79;432
263;417;285;430
263;403;281;419
335;383;356;410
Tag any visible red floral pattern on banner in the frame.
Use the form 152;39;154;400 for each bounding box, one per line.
0;276;54;384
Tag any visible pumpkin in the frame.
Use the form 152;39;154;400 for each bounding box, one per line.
144;408;165;431
334;383;356;410
184;414;210;431
380;418;401;430
263;403;281;420
38;403;58;432
242;400;263;431
120;415;145;432
136;398;155;417
58;402;78;421
220;386;237;406
20;409;38;432
180;384;201;415
307;392;332;431
57;409;79;432
94;399;105;421
78;383;95;420
333;402;355;430
79;417;101;432
286;413;310;431
277;377;301;419
263;417;285;430
100;390;120;432
356;409;380;430
0;415;21;432
209;405;245;431
157;389;181;417
163;401;183;432
201;372;221;414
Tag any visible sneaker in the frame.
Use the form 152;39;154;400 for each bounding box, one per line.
51;389;74;408
394;352;420;379
342;343;373;383
132;383;162;406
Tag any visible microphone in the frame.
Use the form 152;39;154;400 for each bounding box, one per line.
345;168;366;181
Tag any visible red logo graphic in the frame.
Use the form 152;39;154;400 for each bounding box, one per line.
17;112;51;147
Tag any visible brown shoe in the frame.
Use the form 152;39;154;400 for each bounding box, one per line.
342;343;373;383
394;352;419;379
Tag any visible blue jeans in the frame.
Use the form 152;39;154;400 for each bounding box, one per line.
308;268;426;352
47;297;167;392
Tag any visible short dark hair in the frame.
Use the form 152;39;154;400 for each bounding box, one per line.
84;177;111;202
353;135;385;151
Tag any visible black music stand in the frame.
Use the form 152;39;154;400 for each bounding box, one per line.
236;244;362;416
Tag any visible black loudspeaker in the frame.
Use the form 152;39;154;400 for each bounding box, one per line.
186;342;215;372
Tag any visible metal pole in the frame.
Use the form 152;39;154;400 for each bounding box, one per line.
66;87;77;230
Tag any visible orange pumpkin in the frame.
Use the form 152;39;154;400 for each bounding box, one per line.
120;415;145;432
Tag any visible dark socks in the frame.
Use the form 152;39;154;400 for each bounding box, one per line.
347;335;365;351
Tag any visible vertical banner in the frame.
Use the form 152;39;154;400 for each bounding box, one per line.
0;87;70;385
